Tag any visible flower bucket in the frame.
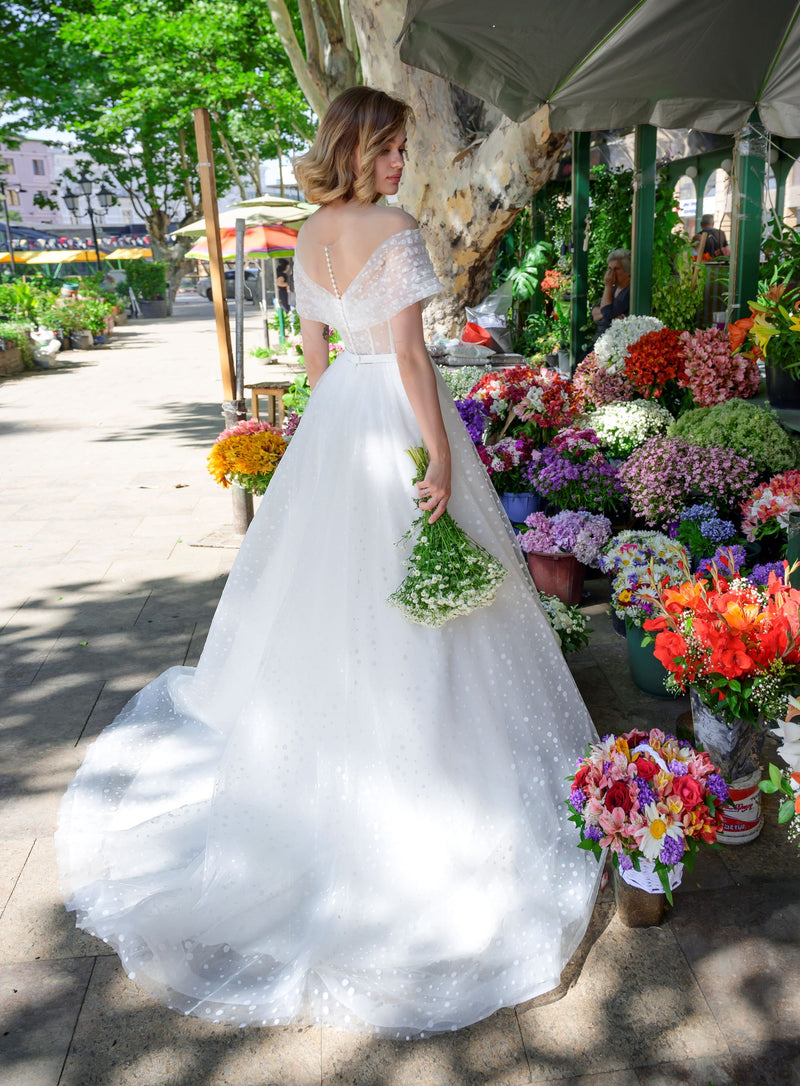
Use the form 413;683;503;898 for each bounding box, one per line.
689;689;765;783
500;491;541;524
765;361;800;410
613;858;683;927
717;768;763;845
526;551;584;606
625;622;680;699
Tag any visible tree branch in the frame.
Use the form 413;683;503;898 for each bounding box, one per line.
265;0;328;116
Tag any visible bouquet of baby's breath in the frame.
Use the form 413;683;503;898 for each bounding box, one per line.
388;445;508;628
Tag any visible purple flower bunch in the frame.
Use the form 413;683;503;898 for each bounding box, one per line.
749;560;787;586
525;427;626;516
518;508;612;565
618;437;758;528
455;397;489;444
696;544;747;578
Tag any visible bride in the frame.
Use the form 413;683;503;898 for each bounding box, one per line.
56;85;603;1038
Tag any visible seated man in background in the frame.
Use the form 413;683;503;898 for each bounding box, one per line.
591;248;631;336
693;214;730;259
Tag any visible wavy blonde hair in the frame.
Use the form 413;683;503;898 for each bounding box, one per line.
295;86;412;206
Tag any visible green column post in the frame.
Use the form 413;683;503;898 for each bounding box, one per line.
630;124;657;315
570;130;590;366
730;114;767;323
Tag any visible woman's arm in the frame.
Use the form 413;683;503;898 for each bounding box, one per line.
299;317;330;389
391;302;451;524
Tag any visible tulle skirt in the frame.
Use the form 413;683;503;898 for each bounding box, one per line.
56;351;603;1037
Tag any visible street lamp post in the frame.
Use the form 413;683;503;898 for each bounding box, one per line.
63;174;115;270
0;178;18;275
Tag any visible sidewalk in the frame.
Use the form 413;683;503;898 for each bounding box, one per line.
1;297;799;1086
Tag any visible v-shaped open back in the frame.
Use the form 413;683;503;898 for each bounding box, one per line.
294;228;441;356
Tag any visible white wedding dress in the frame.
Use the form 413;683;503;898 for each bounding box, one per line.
56;227;603;1038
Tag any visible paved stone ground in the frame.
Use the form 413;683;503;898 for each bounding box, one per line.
1;296;800;1086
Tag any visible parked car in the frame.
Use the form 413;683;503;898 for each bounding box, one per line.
196;267;261;304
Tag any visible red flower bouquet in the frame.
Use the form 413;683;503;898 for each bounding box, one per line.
643;554;800;725
624;328;689;412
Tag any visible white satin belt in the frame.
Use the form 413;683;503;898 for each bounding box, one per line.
342;351;396;366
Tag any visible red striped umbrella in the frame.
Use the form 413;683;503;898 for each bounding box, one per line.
187;224;298;260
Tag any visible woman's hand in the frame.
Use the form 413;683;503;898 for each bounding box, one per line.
416;458;450;524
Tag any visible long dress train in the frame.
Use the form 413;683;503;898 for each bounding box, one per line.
56;227;603;1037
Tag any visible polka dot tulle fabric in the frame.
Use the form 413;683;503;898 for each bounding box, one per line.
56;229;602;1037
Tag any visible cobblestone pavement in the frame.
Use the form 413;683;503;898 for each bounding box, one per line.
1;296;799;1086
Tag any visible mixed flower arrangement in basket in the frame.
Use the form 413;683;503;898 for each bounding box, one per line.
642;553;800;724
518;509;611;566
598;531;689;628
741;470;800;543
525;427;626;516
567;727;729;902
388;445;508;628
207;418;288;495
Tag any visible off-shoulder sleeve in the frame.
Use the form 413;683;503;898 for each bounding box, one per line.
293;260;330;324
376;229;441;316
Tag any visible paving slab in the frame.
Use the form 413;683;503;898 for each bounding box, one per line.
321;1007;529;1086
0;837;110;964
516;916;728;1081
59;956;322;1086
0;957;94;1086
670;879;800;1057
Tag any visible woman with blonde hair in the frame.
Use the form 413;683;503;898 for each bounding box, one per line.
57;85;602;1038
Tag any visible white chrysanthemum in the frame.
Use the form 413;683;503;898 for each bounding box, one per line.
636;802;684;861
594;315;664;374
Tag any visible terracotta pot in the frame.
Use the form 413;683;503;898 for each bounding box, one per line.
526;551;585;605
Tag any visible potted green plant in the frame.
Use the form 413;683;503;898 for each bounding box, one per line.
125;260;169;318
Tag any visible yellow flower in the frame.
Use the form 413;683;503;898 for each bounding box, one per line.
751;314;779;352
789;313;800;334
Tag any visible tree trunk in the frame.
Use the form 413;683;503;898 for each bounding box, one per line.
146;209;195;312
347;0;567;338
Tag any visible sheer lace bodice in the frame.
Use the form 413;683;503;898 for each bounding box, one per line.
294;228;441;354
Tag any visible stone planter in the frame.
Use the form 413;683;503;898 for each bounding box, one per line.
139;299;168;319
0;346;25;377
